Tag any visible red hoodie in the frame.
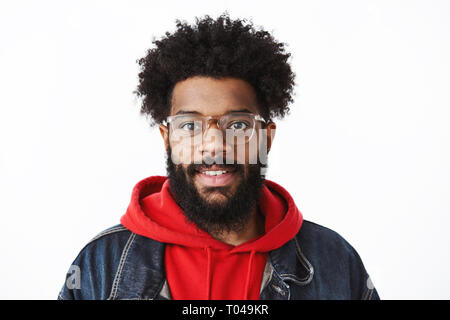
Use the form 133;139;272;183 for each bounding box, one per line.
120;176;303;300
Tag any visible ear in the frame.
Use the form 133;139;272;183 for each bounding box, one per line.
159;124;169;151
265;121;276;153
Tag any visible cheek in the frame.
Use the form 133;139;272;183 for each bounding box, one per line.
231;137;259;165
170;141;196;165
180;164;193;178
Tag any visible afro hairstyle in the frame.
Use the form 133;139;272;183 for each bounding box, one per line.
135;12;296;126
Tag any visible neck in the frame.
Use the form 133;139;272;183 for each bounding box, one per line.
211;207;265;246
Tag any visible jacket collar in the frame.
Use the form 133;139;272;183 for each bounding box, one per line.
270;235;314;286
259;235;314;300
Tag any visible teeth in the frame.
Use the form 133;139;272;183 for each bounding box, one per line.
203;170;228;176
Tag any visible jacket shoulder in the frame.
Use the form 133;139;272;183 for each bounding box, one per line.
298;220;361;256
86;224;130;244
295;220;379;299
71;224;134;265
58;224;133;300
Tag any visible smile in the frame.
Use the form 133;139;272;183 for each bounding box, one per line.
195;166;238;187
202;170;229;176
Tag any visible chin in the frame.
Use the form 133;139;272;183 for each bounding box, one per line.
198;182;245;207
198;187;229;202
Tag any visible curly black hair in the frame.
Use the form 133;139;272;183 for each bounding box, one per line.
135;12;295;125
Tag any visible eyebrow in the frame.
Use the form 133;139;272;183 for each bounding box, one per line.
175;108;253;115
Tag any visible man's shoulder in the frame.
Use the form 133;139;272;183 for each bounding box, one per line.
297;219;362;259
299;219;349;240
65;225;130;267
74;224;164;263
289;220;379;300
79;224;133;254
59;224;165;300
59;225;133;300
86;224;131;245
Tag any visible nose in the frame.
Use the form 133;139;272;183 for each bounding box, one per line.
198;126;223;157
197;121;228;164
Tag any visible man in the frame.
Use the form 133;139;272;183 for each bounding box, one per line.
58;13;379;300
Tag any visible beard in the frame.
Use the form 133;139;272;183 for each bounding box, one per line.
165;146;266;236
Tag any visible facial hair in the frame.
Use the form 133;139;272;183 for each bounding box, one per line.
165;146;266;236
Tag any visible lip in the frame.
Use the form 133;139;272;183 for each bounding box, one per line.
195;166;237;187
197;165;237;173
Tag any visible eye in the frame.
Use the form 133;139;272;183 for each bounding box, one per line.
228;121;249;130
180;122;200;131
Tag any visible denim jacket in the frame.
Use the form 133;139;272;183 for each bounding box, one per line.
58;220;380;300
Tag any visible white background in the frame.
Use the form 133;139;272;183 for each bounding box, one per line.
0;0;449;299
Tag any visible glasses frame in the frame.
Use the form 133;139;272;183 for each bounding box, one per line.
163;112;267;144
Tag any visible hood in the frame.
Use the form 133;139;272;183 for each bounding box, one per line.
120;175;303;300
120;175;303;253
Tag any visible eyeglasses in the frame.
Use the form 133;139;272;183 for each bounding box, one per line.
164;112;266;145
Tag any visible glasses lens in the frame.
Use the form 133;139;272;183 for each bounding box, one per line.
168;113;258;146
221;113;256;145
170;115;204;138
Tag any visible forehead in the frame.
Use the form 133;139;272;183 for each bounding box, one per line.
170;76;259;116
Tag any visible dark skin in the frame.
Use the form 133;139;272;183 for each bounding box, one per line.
159;76;276;246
